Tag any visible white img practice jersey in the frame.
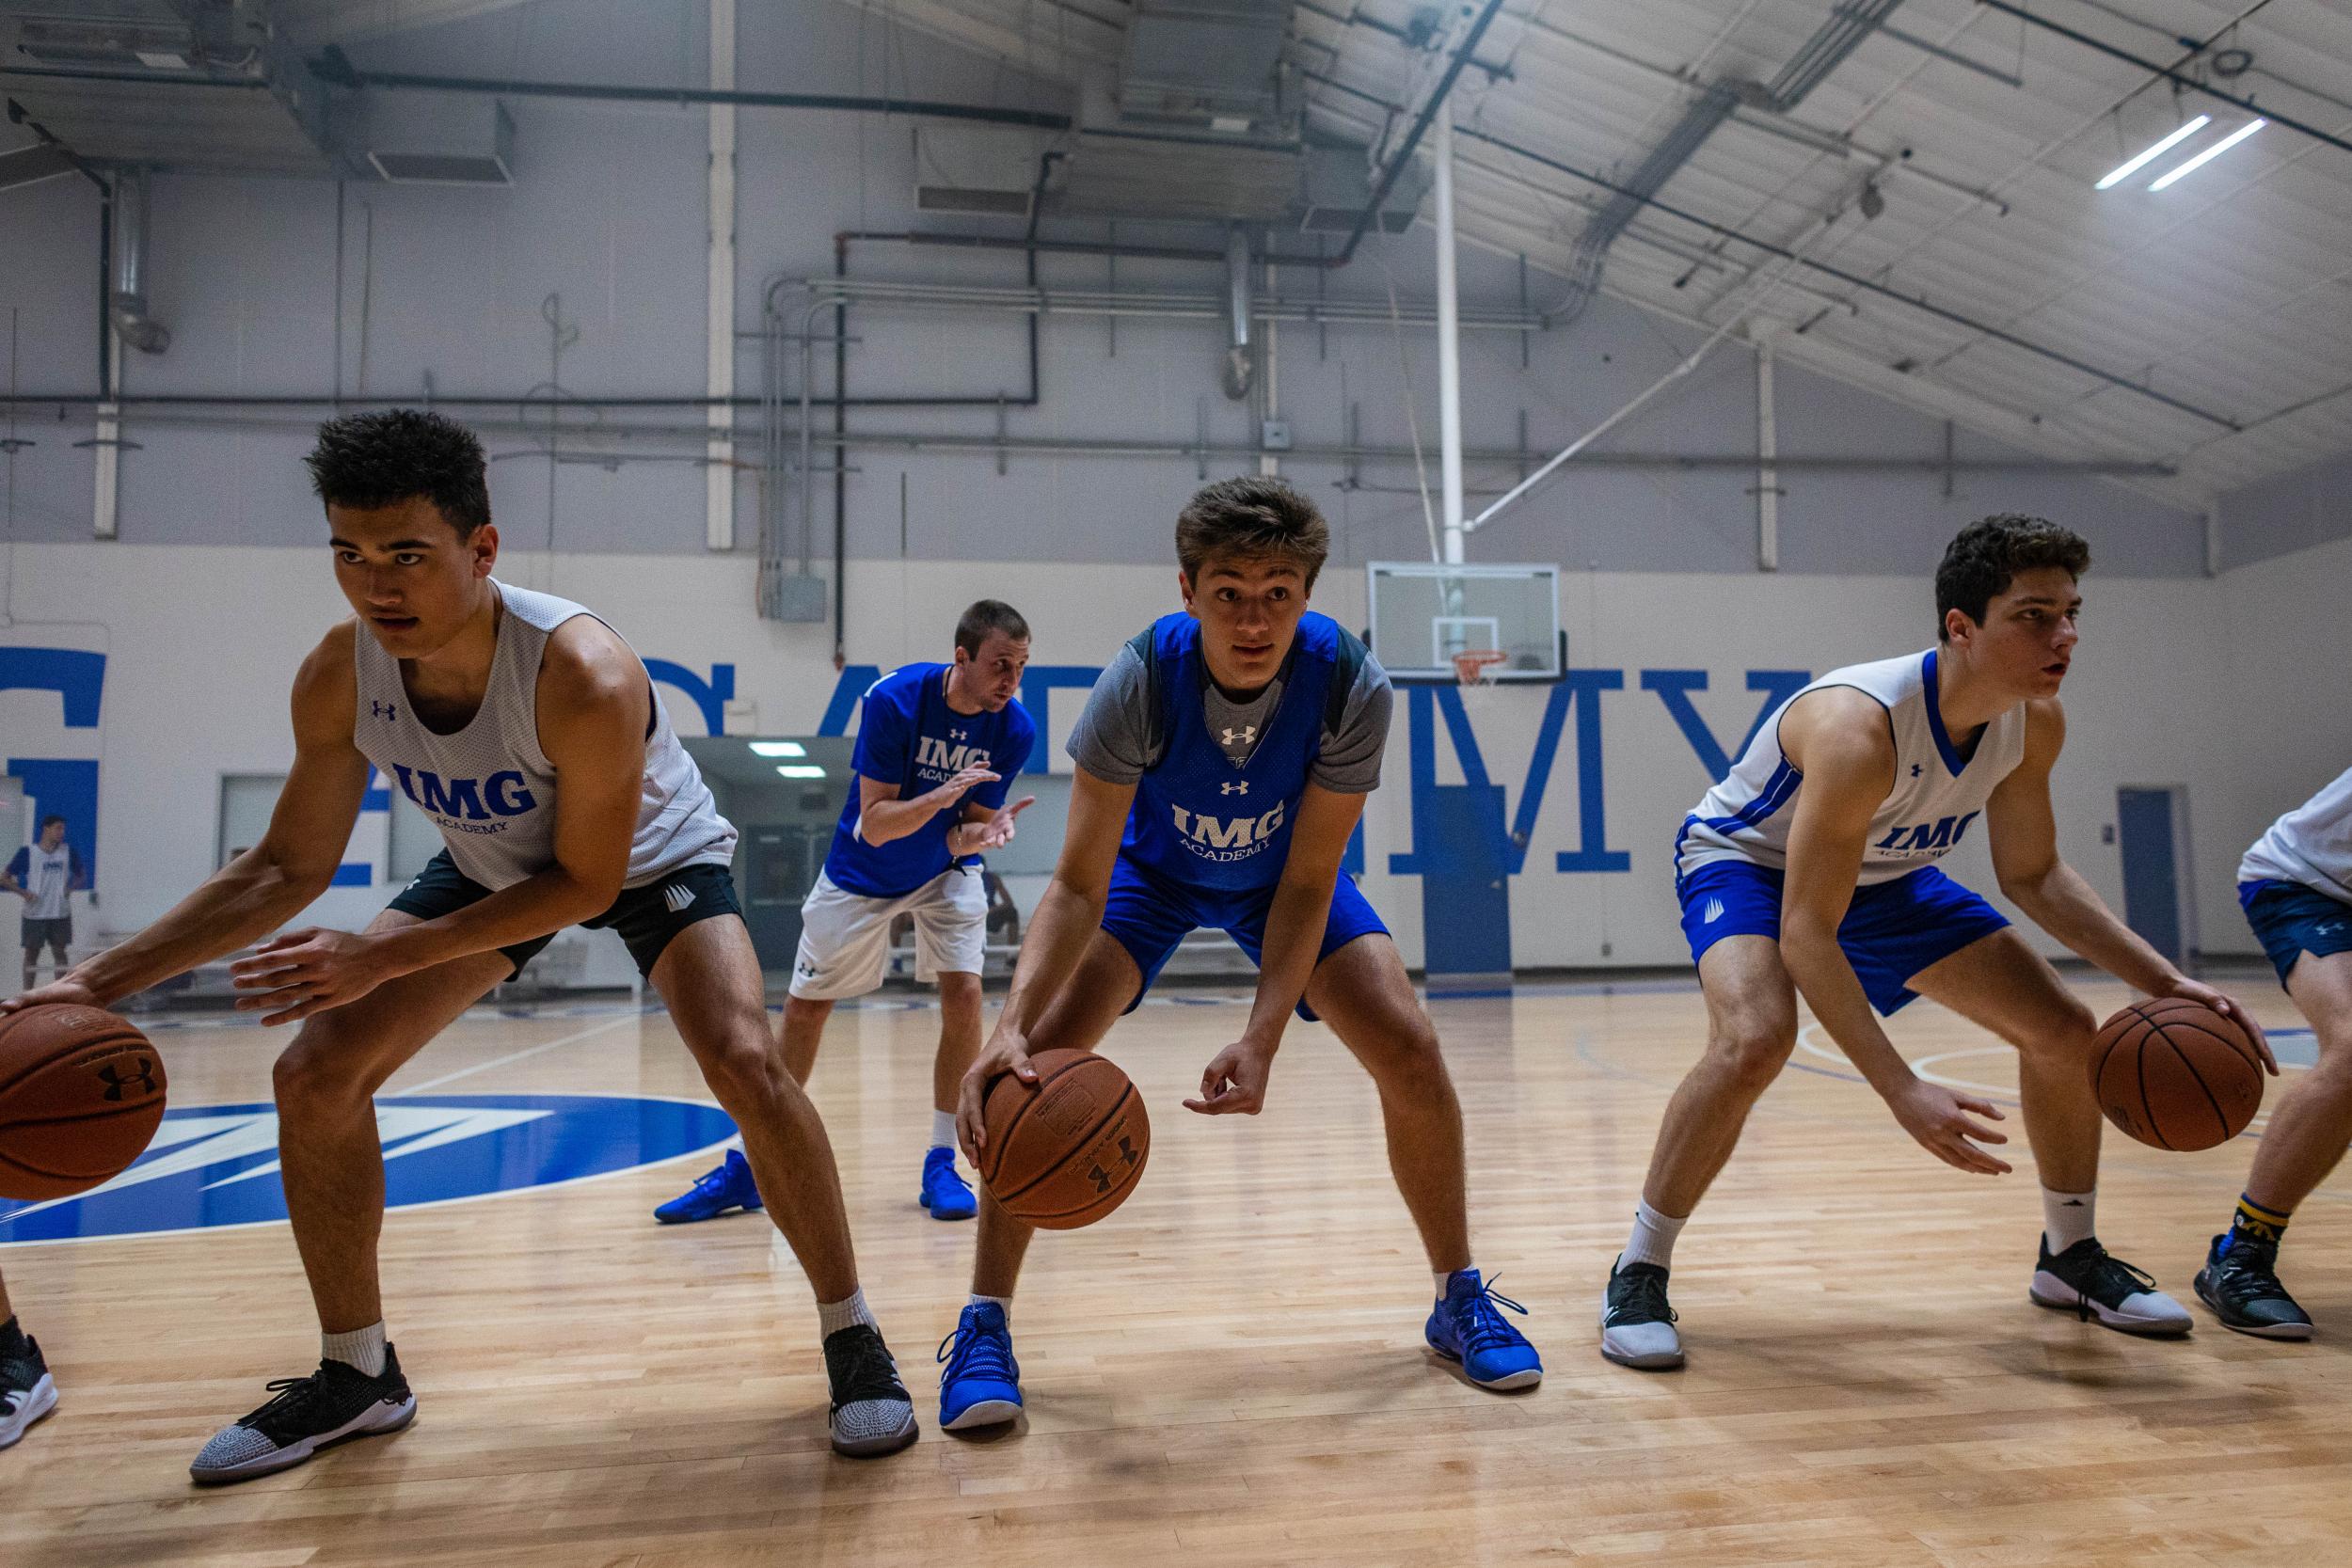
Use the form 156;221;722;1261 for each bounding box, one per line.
2240;765;2352;904
353;579;738;892
1675;648;2026;888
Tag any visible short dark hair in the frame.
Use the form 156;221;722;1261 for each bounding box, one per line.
955;599;1029;658
1934;514;2090;640
305;409;492;539
38;814;64;832
1176;476;1330;591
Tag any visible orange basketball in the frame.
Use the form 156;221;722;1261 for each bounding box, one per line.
0;1004;169;1200
977;1048;1150;1229
2090;997;2264;1152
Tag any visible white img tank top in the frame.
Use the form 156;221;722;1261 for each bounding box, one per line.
2240;765;2352;904
352;579;737;892
1675;647;2026;888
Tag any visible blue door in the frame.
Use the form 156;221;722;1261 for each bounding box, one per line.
1419;783;1512;988
2116;787;2183;966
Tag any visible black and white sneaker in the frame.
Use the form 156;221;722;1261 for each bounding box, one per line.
0;1318;56;1451
823;1324;918;1458
2195;1233;2314;1340
190;1347;417;1484
1599;1257;1684;1370
2029;1238;2192;1336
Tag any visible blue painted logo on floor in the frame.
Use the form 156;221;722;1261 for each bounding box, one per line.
0;1094;736;1245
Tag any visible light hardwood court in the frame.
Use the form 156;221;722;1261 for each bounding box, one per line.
5;972;2345;1568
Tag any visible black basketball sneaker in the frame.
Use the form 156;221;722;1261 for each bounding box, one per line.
2195;1233;2314;1339
824;1323;918;1458
190;1346;417;1483
1599;1258;1684;1370
0;1317;57;1450
2028;1237;2192;1335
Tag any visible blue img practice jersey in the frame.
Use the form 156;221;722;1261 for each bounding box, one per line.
823;662;1037;899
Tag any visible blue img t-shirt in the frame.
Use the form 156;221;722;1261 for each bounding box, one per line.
822;662;1038;899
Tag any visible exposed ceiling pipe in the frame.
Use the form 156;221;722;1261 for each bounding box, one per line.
1551;0;1910;320
304;46;1073;132
1331;0;1508;266
1221;229;1254;400
108;167;169;355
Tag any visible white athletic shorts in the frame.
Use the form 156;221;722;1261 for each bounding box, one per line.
789;865;988;1000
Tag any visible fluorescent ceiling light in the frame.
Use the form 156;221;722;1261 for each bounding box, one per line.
776;765;827;779
2094;116;2210;189
748;740;806;757
2148;119;2266;191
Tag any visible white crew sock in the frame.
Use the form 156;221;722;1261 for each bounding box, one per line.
817;1287;879;1339
322;1322;388;1378
1434;1264;1476;1298
930;1110;958;1151
1622;1199;1688;1272
968;1292;1012;1323
2042;1187;2097;1254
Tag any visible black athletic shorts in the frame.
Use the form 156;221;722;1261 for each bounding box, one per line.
20;914;71;953
388;850;742;979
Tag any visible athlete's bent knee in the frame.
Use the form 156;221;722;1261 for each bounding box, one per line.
272;1029;372;1116
700;1038;792;1112
1709;1015;1797;1098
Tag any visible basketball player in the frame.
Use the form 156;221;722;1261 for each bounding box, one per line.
657;603;1036;1226
2192;766;2352;1337
0;410;918;1475
5;816;87;990
933;476;1541;1432
1599;515;2274;1370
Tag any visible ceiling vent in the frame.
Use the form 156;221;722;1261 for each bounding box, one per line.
364;93;514;185
14;17;195;71
911;125;1039;218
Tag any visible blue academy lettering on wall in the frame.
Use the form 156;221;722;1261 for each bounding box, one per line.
2;646;106;879
0;1094;738;1245
1641;670;1812;784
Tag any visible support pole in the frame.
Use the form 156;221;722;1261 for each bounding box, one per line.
1434;106;1465;565
704;0;738;551
1756;336;1779;572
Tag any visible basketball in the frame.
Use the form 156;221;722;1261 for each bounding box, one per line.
2090;998;2265;1152
0;1004;169;1201
976;1048;1150;1229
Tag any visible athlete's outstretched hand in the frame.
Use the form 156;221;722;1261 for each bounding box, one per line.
230;927;396;1026
1185;1037;1277;1116
968;795;1036;852
930;765;1000;808
957;1022;1041;1164
1887;1078;2011;1175
0;976;103;1014
2161;977;2279;1073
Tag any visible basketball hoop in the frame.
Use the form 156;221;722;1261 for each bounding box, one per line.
1452;649;1509;688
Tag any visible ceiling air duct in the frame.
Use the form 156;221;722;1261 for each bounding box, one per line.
363;91;515;185
109;167;169;355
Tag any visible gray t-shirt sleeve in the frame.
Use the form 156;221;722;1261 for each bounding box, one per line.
1065;642;1161;784
1311;655;1393;794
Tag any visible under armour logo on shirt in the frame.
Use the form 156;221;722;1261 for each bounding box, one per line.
1221;781;1248;796
372;701;398;721
950;726;970;741
1221;725;1256;747
1910;764;1923;778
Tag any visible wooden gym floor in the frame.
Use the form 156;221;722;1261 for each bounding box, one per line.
4;970;2345;1567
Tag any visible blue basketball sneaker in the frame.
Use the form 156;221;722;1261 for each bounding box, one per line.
1425;1269;1543;1390
919;1147;978;1221
936;1302;1022;1430
653;1148;764;1225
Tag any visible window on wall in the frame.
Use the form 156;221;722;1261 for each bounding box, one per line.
388;787;441;882
216;774;285;869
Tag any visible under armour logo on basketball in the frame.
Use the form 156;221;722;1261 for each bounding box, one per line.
97;1058;159;1101
1221;725;1255;747
660;881;695;914
371;701;398;721
1221;781;1248;796
1086;1134;1141;1195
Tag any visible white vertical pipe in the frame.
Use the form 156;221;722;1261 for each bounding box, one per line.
1259;262;1279;477
704;0;738;552
1756;335;1779;573
93;335;121;540
1433;106;1464;565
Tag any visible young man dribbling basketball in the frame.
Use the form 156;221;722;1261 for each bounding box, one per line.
933;476;1541;1432
1598;515;2274;1370
2;410;919;1475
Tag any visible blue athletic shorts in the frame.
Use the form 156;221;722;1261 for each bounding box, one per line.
1101;854;1390;1022
1677;860;2010;1016
2239;879;2352;990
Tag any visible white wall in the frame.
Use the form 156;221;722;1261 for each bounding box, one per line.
0;537;2254;970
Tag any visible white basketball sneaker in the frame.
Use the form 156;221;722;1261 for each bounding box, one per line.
1600;1257;1685;1370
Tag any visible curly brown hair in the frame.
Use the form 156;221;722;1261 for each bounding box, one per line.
1934;515;2090;640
